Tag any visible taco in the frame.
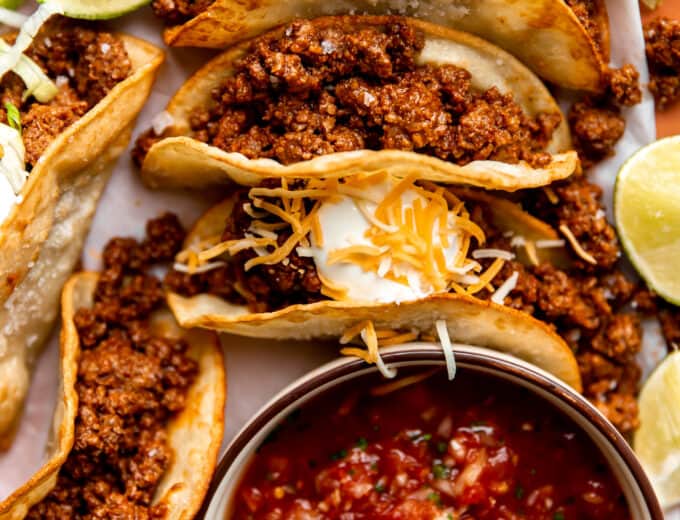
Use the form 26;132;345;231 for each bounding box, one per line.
151;0;608;91
162;171;581;390
0;18;163;445
135;16;578;193
0;217;225;519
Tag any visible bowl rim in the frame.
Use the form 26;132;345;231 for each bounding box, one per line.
204;343;663;519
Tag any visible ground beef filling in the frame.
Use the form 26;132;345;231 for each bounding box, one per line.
567;65;641;168
28;215;197;519
644;17;680;110
0;17;131;168
151;0;215;25
523;177;620;270
134;19;559;168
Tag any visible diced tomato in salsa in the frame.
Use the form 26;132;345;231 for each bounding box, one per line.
232;371;630;520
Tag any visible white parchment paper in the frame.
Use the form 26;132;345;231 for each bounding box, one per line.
0;1;673;516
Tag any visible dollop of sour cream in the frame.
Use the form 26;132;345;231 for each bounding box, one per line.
310;180;462;304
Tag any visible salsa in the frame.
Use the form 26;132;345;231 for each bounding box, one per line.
232;370;630;519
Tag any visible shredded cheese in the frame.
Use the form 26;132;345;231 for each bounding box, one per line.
524;241;539;266
356;199;398;233
341;321;396;378
491;271;519;305
435;320;456;380
173;261;226;274
340;320;370;345
317;270;348;300
252;197;304;234
243;203;268;219
535;239;566;249
472;249;515;261
378;331;419;346
174;173;507;299
467;258;505;294
559;224;597;265
543;186;559;204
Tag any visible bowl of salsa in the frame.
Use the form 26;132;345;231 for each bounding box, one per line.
204;344;662;519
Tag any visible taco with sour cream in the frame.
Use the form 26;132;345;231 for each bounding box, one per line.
163;171;581;390
0;17;163;445
151;0;609;92
0;218;225;518
135;15;578;192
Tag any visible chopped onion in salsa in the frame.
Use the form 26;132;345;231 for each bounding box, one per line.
232;370;630;519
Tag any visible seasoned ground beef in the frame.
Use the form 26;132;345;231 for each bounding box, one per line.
605;65;643;107
28;215;197;519
151;0;215;25
0;17;131;168
133;18;558;169
568;98;625;168
644;17;680;110
523;177;620;270
566;64;640;167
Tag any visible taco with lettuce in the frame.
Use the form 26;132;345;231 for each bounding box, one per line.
161;169;581;390
0;17;163;445
151;0;609;91
135;15;578;192
0;216;225;519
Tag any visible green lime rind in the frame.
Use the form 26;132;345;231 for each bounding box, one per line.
37;0;150;19
614;135;680;306
0;0;24;9
633;351;680;509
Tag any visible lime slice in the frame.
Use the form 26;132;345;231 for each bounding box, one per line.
615;136;680;305
634;351;680;509
0;0;24;9
37;0;150;19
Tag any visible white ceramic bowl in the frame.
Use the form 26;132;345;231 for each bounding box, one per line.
203;343;663;519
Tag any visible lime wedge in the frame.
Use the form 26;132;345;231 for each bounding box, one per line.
37;0;150;19
634;351;680;509
0;0;24;9
615;136;680;305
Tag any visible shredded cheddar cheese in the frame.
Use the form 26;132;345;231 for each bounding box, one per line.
340;320;396;378
560;224;598;265
174;173;511;300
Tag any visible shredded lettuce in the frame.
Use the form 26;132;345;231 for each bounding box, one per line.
0;39;58;102
4;101;20;133
0;6;26;28
0;2;63;79
0;122;27;194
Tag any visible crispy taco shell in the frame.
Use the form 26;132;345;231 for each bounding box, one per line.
0;35;164;445
0;272;225;519
161;0;608;91
141;16;578;193
167;194;581;391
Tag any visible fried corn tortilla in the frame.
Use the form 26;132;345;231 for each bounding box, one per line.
140;16;578;193
166;182;581;391
157;0;608;91
0;272;225;519
0;34;163;445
